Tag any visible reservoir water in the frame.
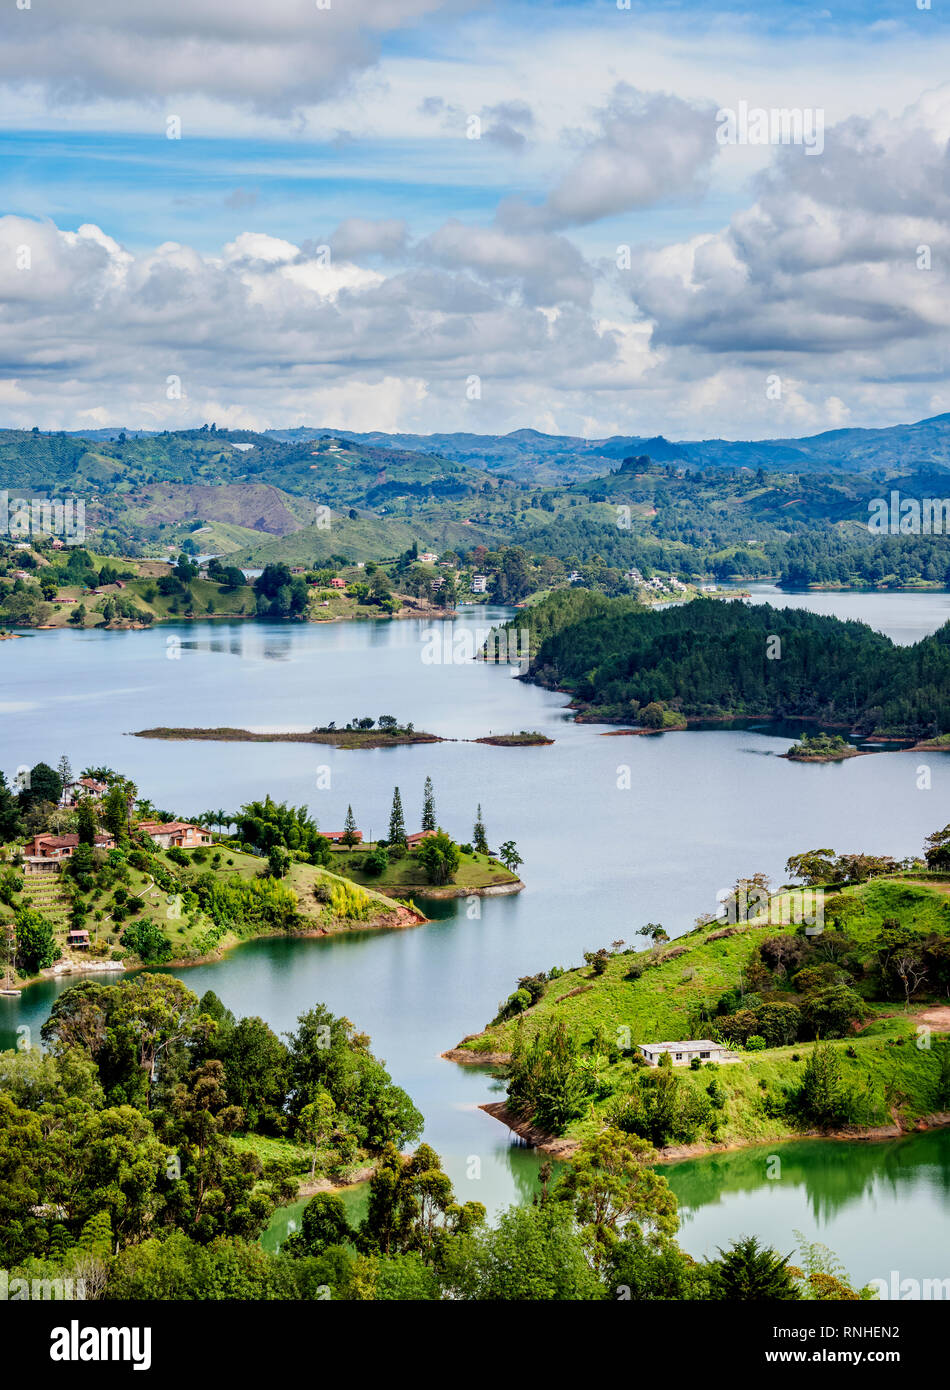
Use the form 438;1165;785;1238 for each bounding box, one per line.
2;589;948;1282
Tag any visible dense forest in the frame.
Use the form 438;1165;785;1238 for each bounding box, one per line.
514;593;950;737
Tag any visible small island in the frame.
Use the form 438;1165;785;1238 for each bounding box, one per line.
784;732;861;762
133;721;445;750
471;731;554;746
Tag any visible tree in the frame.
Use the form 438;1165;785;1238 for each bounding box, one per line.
341;806;359;848
709;1236;800;1300
285;1191;351;1256
103;779;136;840
56;754;72;803
472;804;489;856
797;1040;855;1127
498;841;522;874
76;798;97;846
359;1143;484;1260
298;1091;337;1179
416;831;460;886
554;1125;677;1274
19;761;61;810
388;787;407;850
220;1016;289;1133
267;846;291;879
421;777;436;832
0;772;23;842
893;952;928;1007
453;1202;603;1301
14;905;60;974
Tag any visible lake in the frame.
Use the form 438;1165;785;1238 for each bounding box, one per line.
2;588;949;1281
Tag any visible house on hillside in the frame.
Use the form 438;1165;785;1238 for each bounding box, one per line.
322;829;364;844
329;577;347;589
24;831;115;862
470;574;488;593
418;551;438;564
64;777;108;804
639;1040;738;1066
406;829;438;847
137;821;213;849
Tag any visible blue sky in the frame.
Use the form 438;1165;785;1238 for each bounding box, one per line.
0;0;948;437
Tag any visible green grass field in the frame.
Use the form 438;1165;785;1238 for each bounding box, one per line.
327;843;521;895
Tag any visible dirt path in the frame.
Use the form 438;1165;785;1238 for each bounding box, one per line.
910;1005;950;1030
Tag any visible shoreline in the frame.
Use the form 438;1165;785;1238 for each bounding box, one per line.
476;1099;950;1165
11;903;428;996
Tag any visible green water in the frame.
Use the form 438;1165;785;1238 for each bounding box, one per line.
665;1129;950;1289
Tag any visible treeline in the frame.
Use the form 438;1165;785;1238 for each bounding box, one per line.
516;594;950;737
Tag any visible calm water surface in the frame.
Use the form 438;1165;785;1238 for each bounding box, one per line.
1;590;948;1276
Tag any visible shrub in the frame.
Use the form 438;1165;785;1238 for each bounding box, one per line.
327;881;374;921
119;918;173;964
690;1057;702;1071
167;846;189;866
363;847;389;877
415;831;461;886
746;1035;766;1052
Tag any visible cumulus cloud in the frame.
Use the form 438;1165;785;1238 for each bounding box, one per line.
500;85;720;230
329;218;409;261
628;87;950;360
418;219;593;306
0;0;459;116
0;215;632;433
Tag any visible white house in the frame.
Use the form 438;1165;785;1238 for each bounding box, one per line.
470;574;488;593
418;551;439;564
639;1039;738;1066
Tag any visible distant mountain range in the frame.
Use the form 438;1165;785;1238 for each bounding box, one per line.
61;413;950;483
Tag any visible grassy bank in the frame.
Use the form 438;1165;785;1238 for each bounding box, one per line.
6;846;423;989
452;876;950;1152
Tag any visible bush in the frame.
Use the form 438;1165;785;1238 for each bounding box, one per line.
167;846;189;866
690;1056;702;1070
119;919;173;964
415;831;461;886
363;847;389;878
458;843;473;856
746;1035;766;1051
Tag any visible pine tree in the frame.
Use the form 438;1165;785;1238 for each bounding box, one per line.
342;805;359;847
76;798;97;846
389;787;407;848
473;804;489;856
421;776;436;832
57;754;72;803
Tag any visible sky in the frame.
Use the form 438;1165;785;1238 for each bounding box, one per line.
1;0;949;440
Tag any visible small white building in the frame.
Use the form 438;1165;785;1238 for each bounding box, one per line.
418;551;439;564
470;574;488;593
639;1039;737;1066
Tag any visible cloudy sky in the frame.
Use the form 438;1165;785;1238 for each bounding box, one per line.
1;0;949;440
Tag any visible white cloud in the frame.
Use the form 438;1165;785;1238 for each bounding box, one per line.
0;0;461;117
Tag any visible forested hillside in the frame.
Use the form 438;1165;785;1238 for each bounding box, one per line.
515;594;950;737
